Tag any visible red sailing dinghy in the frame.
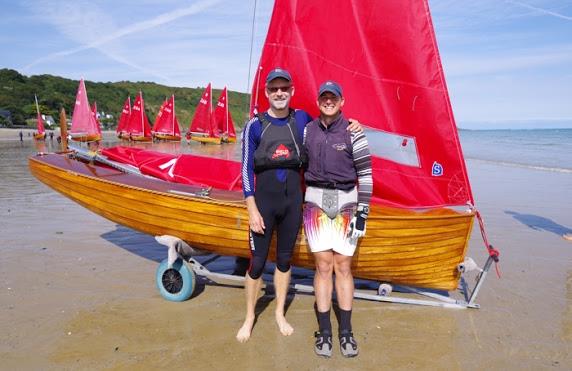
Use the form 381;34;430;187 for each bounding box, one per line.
186;83;221;144
214;87;236;143
125;91;152;142
30;0;499;307
69;79;101;142
33;94;46;140
152;95;182;141
116;96;131;139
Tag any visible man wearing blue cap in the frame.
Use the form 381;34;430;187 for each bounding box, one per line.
238;69;361;343
303;80;372;357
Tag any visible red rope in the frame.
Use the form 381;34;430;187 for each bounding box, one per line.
475;209;501;278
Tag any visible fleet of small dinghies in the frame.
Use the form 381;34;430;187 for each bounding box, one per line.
111;83;235;144
29;0;499;308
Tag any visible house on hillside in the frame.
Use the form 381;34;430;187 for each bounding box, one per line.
42;114;55;127
0;109;13;126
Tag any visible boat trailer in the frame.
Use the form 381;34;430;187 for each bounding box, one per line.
155;235;496;309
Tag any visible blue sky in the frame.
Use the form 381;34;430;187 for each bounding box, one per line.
0;0;571;129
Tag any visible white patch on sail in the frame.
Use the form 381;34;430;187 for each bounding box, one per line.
366;129;420;167
159;158;177;178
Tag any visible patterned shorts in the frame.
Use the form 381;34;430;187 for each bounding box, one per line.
303;202;357;256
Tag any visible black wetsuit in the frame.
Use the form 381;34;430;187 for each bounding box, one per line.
241;110;310;279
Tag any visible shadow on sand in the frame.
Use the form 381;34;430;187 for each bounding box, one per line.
505;210;572;237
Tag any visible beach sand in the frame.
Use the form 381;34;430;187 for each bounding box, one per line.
1;129;571;369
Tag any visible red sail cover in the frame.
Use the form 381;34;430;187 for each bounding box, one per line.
70;79;99;136
188;83;217;137
116;96;131;135
214;87;236;140
91;102;102;134
126;92;152;137
153;95;181;137
100;146;242;191
251;0;473;208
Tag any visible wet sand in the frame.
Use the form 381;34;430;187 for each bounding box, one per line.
1;130;571;369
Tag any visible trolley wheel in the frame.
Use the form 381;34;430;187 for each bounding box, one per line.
156;258;196;302
378;283;393;297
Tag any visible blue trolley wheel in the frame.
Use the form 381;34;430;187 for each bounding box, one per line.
156;258;196;302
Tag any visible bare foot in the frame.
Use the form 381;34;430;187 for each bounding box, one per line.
236;317;255;343
563;233;572;242
276;314;294;336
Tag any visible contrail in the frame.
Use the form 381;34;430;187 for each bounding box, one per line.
22;0;222;74
506;0;572;21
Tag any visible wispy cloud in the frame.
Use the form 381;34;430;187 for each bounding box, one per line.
506;0;572;21
21;0;223;81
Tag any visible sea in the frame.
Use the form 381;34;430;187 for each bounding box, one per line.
458;128;572;173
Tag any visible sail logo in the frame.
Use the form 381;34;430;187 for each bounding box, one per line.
432;161;443;176
159;158;177;178
200;98;208;105
272;144;291;159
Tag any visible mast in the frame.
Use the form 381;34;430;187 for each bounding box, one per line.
172;95;175;136
139;91;144;135
34;94;40;116
225;88;229;133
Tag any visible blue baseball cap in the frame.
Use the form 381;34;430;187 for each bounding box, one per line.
318;80;343;97
266;68;292;83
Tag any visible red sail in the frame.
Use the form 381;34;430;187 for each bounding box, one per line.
91;102;102;134
152;99;168;132
153;95;181;137
251;0;472;208
116;96;131;135
125;91;152;138
34;95;45;135
214;87;236;140
70;79;99;137
188;83;217;137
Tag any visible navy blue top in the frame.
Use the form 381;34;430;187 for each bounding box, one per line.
241;110;313;197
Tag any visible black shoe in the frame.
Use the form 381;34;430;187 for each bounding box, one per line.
339;330;358;357
314;331;333;358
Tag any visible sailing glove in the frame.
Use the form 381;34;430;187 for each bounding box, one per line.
348;205;369;239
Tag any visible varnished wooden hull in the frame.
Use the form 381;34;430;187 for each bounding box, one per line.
191;135;222;145
153;133;182;142
222;136;237;143
29;153;474;290
34;133;46;140
70;133;101;142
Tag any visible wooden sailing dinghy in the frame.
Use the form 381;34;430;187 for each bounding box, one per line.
186;83;221;144
33;94;46;140
69;79;101;142
124;91;152;142
152;95;182;141
116;96;131;139
29;0;498;307
214;87;237;143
